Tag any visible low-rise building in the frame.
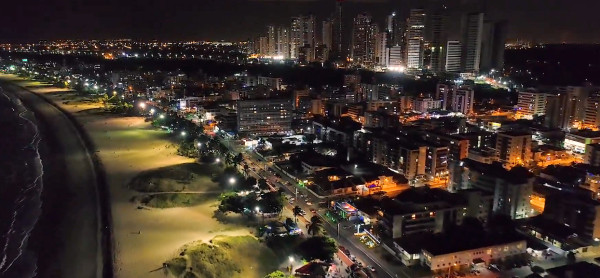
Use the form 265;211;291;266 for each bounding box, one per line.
564;130;600;154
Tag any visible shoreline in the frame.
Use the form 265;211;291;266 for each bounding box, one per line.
0;75;255;277
28;84;115;278
0;78;109;277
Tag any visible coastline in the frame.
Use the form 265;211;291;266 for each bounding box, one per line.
1;74;253;277
0;78;110;278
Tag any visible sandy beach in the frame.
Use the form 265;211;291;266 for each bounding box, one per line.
5;76;253;278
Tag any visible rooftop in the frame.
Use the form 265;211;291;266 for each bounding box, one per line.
395;229;525;256
464;159;534;184
381;187;464;215
568;129;600;138
546;261;600;278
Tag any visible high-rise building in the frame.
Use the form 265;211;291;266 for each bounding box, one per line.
480;20;508;73
495;131;532;168
291;15;316;60
451;87;474;115
386;12;402;46
267;25;277;56
460;12;484;74
436;83;452;110
584;91;600;129
388;45;403;69
322;20;333;51
405;9;426;69
544;93;567;129
428;10;446;73
276;27;290;59
237;99;293;135
374;32;389;67
331;0;344;59
351;13;377;65
516;90;548;119
445;41;462;73
259;36;269;56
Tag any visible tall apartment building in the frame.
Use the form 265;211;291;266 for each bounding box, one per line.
351;13;378;66
451;87;475;115
428;9;446;73
290;15;316;60
460;12;484;74
480;20;508;72
276;27;290;59
405;9;426;69
322;19;333;51
267;25;277;56
236;99;292;135
517;90;548;119
386;12;402;47
464;159;534;219
544;87;592;130
495;131;532;168
584;91;600;129
374;32;389;67
371;131;426;180
445;41;462;73
258;36;269;56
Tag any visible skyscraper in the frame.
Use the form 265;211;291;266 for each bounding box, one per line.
374;32;388;67
331;0;344;60
460;12;484;74
322;19;333;51
451;87;474;115
352;13;376;65
290;15;316;60
276;27;290;59
480;20;508;72
267;25;276;57
445;41;462;73
428;10;446;73
386;12;402;47
406;9;426;69
259;36;269;56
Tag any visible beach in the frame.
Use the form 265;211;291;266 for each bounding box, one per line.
1;75;253;277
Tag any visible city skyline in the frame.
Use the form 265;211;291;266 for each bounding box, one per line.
1;0;599;43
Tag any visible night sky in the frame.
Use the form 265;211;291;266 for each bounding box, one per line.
0;0;598;43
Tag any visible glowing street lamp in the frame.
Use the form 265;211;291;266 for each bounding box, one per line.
149;108;155;115
139;102;146;109
216;158;221;163
229;177;236;185
159;114;165;119
112;91;117;96
197;142;202;147
181;131;186;137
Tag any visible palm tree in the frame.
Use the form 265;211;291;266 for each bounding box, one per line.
293;206;303;224
306;215;323;236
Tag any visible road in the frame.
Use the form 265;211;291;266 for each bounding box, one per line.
219;135;412;278
0;81;111;278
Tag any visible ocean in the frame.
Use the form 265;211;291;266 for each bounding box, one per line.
0;87;43;278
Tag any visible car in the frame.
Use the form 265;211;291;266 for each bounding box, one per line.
310;208;317;213
367;266;376;272
306;202;313;206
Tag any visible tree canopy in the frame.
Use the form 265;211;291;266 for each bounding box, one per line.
296;236;337;262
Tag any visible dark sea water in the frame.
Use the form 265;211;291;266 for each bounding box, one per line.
0;88;43;277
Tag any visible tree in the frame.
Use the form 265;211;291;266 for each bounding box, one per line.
233;153;244;168
258;191;284;214
264;270;293;278
243;164;250;177
218;192;245;214
241;177;257;191
306;215;323;236
285;217;295;227
258;178;270;190
293;206;303;224
296;236;337;262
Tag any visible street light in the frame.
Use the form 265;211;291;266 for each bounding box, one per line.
159;114;165;119
216;158;221;163
197;142;202;147
181;131;186;137
149;108;155;115
139;102;146;109
229;177;236;185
